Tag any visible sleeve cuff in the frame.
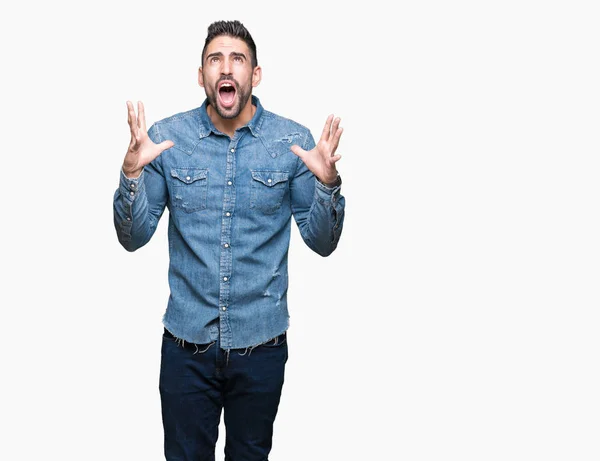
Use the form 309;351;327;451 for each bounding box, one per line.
316;174;342;191
119;168;145;201
315;175;342;205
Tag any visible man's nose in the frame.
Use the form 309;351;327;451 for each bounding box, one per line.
221;58;231;75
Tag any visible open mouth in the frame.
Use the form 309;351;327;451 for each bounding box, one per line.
218;81;237;109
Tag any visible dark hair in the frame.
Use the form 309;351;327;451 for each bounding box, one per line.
202;20;257;68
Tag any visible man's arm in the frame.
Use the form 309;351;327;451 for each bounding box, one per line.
113;101;173;251
290;115;345;256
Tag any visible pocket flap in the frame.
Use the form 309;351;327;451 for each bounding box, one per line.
171;168;208;184
251;170;288;187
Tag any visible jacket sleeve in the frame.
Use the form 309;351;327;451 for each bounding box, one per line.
290;130;345;257
113;124;168;252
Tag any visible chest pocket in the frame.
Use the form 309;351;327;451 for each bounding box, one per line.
250;170;289;214
170;168;208;213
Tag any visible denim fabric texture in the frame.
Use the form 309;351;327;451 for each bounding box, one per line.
113;96;345;348
159;328;288;461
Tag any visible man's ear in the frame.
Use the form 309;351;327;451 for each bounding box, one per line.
252;65;262;88
198;67;204;87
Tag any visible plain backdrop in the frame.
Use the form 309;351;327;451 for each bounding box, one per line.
2;0;600;460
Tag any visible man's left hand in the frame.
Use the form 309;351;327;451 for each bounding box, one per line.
291;114;343;185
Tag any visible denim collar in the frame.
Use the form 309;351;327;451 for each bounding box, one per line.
198;95;264;139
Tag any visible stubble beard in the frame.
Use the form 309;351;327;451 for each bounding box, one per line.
206;78;252;120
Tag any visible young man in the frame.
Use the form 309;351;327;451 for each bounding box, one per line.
113;20;345;460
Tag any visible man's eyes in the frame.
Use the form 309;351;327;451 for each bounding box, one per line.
209;56;244;63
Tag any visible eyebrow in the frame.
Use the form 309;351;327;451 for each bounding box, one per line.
205;51;247;62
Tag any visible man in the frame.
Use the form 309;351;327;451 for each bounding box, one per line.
113;20;345;460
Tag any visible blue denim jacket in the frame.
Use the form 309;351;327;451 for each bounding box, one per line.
113;96;345;348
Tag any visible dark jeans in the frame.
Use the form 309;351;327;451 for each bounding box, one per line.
159;328;288;461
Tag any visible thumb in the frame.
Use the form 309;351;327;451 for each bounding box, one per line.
158;140;175;152
290;144;306;159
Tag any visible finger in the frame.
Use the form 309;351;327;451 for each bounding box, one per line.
290;144;306;159
157;140;174;153
126;101;138;137
138;101;147;132
328;117;341;149
331;117;341;135
330;127;343;154
126;100;133;125
148;140;175;163
320;114;334;142
330;154;342;163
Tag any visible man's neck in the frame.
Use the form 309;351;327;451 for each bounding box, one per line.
207;101;256;138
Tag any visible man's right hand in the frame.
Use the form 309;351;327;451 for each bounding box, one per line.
122;101;174;178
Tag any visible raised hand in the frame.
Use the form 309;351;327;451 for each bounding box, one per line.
122;101;174;178
290;114;343;184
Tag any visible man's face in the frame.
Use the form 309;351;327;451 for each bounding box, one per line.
199;36;261;119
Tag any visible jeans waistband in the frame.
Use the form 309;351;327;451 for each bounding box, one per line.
163;328;286;348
